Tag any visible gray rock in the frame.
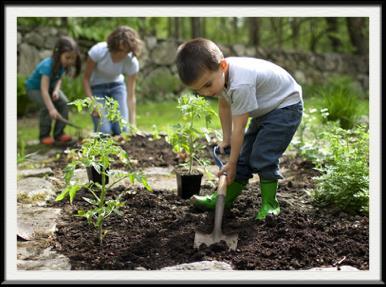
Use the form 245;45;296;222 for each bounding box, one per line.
17;204;62;240
18;167;53;178
18;43;40;75
24;32;45;48
161;260;233;271
17;177;55;205
151;40;177;65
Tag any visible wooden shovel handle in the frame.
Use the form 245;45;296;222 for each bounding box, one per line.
217;175;227;196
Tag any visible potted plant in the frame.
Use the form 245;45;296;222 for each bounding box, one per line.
168;93;217;199
56;97;152;245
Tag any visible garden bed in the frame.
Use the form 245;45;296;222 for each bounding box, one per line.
48;134;368;270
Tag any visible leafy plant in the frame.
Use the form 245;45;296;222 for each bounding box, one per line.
168;93;217;174
317;76;363;129
69;96;129;134
56;98;152;245
309;124;369;215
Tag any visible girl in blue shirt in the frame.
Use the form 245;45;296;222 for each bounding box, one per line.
25;36;81;145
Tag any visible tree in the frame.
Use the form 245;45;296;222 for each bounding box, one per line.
346;17;368;55
249;17;260;47
325;17;342;52
191;17;201;38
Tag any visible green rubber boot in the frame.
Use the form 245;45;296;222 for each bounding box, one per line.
255;179;280;221
191;180;245;210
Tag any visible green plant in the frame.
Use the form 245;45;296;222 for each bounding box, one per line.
56;98;152;245
17;138;27;164
309;124;369;215
317;76;363;129
69;96;129;134
168;93;217;174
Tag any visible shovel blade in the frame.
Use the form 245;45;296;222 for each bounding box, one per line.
194;231;238;251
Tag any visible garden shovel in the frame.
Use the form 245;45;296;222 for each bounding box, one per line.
193;146;238;251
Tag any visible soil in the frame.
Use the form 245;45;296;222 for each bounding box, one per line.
46;135;369;270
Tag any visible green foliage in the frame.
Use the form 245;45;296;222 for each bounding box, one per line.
17;74;37;116
55;98;152;245
317;76;364;129
61;76;84;102
17;138;26;164
309;124;369;215
138;68;182;102
17;17;368;54
168;93;217;174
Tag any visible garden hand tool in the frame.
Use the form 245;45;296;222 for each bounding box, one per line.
193;146;238;250
56;114;81;129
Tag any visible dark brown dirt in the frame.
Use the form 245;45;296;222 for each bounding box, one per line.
46;135;369;270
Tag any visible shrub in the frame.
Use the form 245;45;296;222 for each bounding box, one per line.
309;124;369;215
317;76;363;129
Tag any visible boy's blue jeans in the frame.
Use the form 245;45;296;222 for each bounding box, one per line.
236;101;303;182
91;81;128;135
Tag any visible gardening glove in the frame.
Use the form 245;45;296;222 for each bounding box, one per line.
255;179;280;221
191;180;245;210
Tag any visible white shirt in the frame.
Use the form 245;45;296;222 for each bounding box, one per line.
221;57;302;117
88;42;139;86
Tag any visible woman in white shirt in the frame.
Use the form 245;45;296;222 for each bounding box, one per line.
83;26;143;135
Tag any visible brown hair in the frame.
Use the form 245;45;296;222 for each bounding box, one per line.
175;38;224;85
107;26;143;57
51;36;81;78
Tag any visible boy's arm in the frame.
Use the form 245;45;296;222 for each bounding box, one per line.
218;96;232;148
219;112;249;184
229;113;249;166
126;74;137;127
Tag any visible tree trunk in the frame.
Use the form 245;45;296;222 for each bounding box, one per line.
325;17;342;52
174;18;181;40
249;17;260;47
290;17;301;50
191;17;201;38
346;17;368;55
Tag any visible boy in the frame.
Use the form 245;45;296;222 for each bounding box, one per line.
175;38;303;221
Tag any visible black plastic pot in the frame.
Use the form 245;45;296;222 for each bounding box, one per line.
176;172;203;199
86;165;109;185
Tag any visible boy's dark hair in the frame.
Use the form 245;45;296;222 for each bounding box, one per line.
107;26;143;57
175;38;224;85
52;36;82;78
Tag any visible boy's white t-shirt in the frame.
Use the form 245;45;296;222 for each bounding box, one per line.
88;42;139;86
220;57;303;118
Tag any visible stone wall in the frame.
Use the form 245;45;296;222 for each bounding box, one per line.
17;27;369;96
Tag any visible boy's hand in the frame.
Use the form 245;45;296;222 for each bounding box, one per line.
218;141;230;154
218;162;236;185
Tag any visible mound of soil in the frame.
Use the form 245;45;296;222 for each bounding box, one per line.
48;135;369;270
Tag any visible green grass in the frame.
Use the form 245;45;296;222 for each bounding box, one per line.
17;96;368;152
17;99;221;146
